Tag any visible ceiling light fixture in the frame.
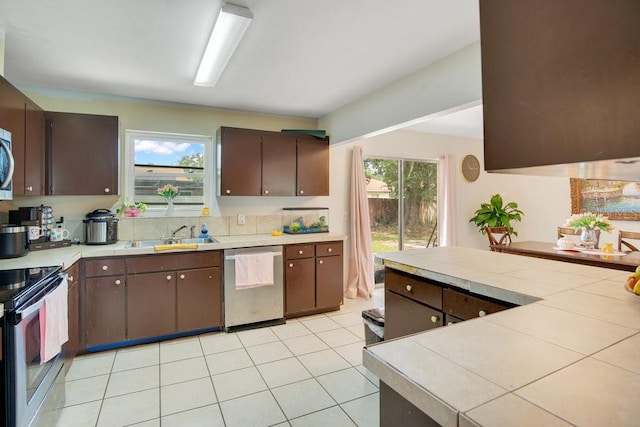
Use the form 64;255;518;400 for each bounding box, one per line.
194;3;253;87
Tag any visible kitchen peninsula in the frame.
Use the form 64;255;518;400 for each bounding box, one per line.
366;247;640;426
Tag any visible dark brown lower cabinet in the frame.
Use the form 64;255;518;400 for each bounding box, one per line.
84;275;126;347
127;271;177;340
177;267;222;332
380;382;440;427
285;257;316;315
64;263;80;358
384;291;443;340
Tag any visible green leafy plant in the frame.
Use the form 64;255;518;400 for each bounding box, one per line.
469;194;524;236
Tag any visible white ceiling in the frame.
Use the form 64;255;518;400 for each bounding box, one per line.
0;0;483;137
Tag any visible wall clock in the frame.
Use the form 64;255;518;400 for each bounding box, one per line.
461;154;480;182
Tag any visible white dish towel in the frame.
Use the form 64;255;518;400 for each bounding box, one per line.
235;252;275;290
40;277;69;364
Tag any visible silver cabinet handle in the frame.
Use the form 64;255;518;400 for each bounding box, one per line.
115;279;121;285
478;310;487;317
431;315;440;323
179;274;185;280
104;188;110;193
405;284;412;292
289;263;294;268
167;275;172;280
102;265;108;271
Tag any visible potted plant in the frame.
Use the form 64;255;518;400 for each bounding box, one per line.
469;194;524;236
116;200;147;218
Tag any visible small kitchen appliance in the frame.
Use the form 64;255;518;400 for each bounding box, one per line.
0;225;29;259
0;128;15;201
9;205;54;242
83;209;118;245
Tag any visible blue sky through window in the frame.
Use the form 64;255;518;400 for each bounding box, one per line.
134;139;204;166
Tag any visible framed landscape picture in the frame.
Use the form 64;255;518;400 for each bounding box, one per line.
570;179;640;220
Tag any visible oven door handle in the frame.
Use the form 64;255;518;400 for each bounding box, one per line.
13;274;66;324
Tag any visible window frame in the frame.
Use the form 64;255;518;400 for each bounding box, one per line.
124;129;213;217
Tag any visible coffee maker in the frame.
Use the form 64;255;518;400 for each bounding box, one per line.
9;205;54;242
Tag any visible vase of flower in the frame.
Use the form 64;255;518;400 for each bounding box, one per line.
157;184;179;217
166;200;174;217
580;226;598;249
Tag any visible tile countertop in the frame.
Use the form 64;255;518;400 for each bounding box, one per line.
0;233;347;271
365;246;640;427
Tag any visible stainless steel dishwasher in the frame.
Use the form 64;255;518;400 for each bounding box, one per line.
223;245;284;331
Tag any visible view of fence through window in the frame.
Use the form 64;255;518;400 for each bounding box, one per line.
364;157;438;258
132;132;207;206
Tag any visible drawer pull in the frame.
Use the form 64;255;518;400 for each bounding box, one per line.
104;188;110;193
405;284;413;292
298;250;304;255
289;263;294;268
299;190;304;195
327;248;332;253
180;274;185;280
26;186;33;192
431;315;440;323
69;275;74;282
478;310;487;317
115;279;121;285
167;275;172;281
447;321;454;326
318;259;324;265
102;265;108;271
264;190;269;195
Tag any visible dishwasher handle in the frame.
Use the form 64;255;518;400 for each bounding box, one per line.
225;252;282;261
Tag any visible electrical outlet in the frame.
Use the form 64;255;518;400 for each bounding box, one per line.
237;214;246;225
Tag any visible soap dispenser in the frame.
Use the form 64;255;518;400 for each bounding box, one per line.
199;223;209;238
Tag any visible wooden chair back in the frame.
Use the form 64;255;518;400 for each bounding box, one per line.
485;226;511;250
618;230;640;252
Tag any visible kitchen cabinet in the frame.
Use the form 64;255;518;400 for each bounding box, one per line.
384;268;443;340
125;251;222;339
480;0;640;180
82;258;126;348
217;126;329;197
285;241;343;317
384;267;516;339
45;111;118;195
64;262;80;358
0;76;45;196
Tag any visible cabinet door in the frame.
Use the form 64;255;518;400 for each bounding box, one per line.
177;267;222;332
285;257;316;316
85;276;126;347
45;111;118;195
296;137;329;196
64;264;80;357
217;127;262;196
384;291;443;340
315;255;343;309
127;271;177;340
24;99;45;195
261;133;296;196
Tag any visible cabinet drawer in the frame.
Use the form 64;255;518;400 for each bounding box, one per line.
316;241;342;257
84;258;125;277
127;251;220;274
384;291;443;340
285;244;315;260
442;288;511;321
385;268;442;310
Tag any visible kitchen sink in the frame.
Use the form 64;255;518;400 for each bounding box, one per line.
125;237;218;248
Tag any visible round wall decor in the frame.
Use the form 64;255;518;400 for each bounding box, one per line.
461;154;480;182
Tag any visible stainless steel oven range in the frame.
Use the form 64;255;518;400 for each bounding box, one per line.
1;266;67;427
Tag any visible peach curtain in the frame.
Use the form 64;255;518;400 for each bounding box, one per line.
437;154;456;246
346;146;374;299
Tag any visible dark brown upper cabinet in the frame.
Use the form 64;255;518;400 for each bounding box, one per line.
45;111;119;195
480;0;640;180
217;126;329;197
0;76;45;195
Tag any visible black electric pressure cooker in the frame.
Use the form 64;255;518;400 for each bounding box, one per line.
83;209;118;245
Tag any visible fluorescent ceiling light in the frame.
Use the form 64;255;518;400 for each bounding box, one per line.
194;3;253;87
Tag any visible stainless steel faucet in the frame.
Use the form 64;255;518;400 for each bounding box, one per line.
190;225;196;238
171;224;188;237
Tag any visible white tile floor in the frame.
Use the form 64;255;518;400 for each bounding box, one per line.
57;287;384;427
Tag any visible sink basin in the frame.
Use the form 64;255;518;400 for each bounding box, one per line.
125;237;218;248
